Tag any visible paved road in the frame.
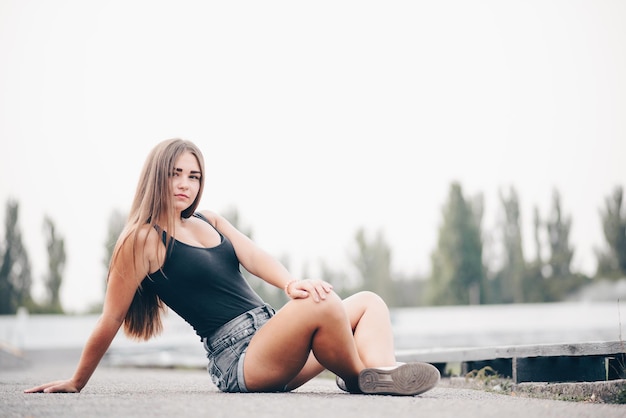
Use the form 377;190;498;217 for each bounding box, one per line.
1;349;624;418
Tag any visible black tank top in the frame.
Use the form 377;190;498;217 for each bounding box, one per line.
143;213;265;339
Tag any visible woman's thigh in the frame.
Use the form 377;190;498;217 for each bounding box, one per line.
242;292;347;391
281;292;386;390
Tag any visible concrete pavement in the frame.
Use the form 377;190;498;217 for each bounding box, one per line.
1;349;625;418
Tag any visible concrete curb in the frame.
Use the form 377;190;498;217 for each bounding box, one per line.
441;376;626;404
513;379;626;404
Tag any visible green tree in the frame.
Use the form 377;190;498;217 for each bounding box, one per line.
85;209;127;313
41;216;66;313
522;207;547;303
542;190;587;300
545;190;574;279
595;186;626;279
319;260;352;299
494;187;526;303
351;228;394;304
390;274;428;307
0;200;33;314
532;206;543;267
103;209;127;279
428;183;485;305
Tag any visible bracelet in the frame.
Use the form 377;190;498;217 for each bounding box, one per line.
284;280;298;296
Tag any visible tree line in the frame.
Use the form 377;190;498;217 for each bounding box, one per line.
1;184;624;314
0;201;65;314
242;184;626;308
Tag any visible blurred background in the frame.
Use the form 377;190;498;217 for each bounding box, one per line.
1;1;625;361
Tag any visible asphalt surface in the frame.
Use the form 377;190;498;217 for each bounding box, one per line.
1;349;625;418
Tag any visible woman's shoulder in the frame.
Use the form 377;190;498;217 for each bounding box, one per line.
118;223;161;253
195;209;220;226
110;224;162;276
138;223;161;243
195;210;243;240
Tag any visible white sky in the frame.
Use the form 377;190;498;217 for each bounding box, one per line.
1;1;625;312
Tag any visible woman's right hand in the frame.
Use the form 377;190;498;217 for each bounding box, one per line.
286;279;334;302
24;379;80;393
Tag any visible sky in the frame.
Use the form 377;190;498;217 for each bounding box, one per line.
1;1;625;312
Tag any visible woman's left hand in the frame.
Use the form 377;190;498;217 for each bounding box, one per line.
286;279;333;302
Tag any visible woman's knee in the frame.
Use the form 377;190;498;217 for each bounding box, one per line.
302;290;347;321
351;290;388;309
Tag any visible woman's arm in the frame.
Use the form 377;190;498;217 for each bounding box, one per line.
25;228;155;393
201;210;332;301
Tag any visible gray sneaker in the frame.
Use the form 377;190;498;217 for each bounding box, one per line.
335;375;350;393
358;362;440;396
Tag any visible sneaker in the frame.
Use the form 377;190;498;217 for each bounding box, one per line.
335;375;349;392
335;375;361;393
358;362;440;396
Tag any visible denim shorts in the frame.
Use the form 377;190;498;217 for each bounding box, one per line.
202;304;275;392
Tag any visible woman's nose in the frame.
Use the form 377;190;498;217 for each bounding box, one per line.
176;178;189;189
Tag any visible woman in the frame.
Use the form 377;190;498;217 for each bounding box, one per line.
25;138;439;395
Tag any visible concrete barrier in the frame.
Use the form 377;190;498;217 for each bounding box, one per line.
397;340;626;383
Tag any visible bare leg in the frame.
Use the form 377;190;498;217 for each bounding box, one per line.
243;291;365;392
346;291;396;367
285;291;396;390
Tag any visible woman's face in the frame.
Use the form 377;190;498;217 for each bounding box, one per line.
170;151;202;214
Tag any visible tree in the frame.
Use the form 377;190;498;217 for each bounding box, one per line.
532;206;543;267
319;260;352;299
545;190;574;279
522;207;547;303
103;209;127;281
595;186;626;279
428;183;485;305
351;228;394;304
542;190;587;300
495;187;526;303
41;216;66;313
84;209;128;313
0;200;33;314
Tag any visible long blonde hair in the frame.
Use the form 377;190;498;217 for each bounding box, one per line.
108;138;205;340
